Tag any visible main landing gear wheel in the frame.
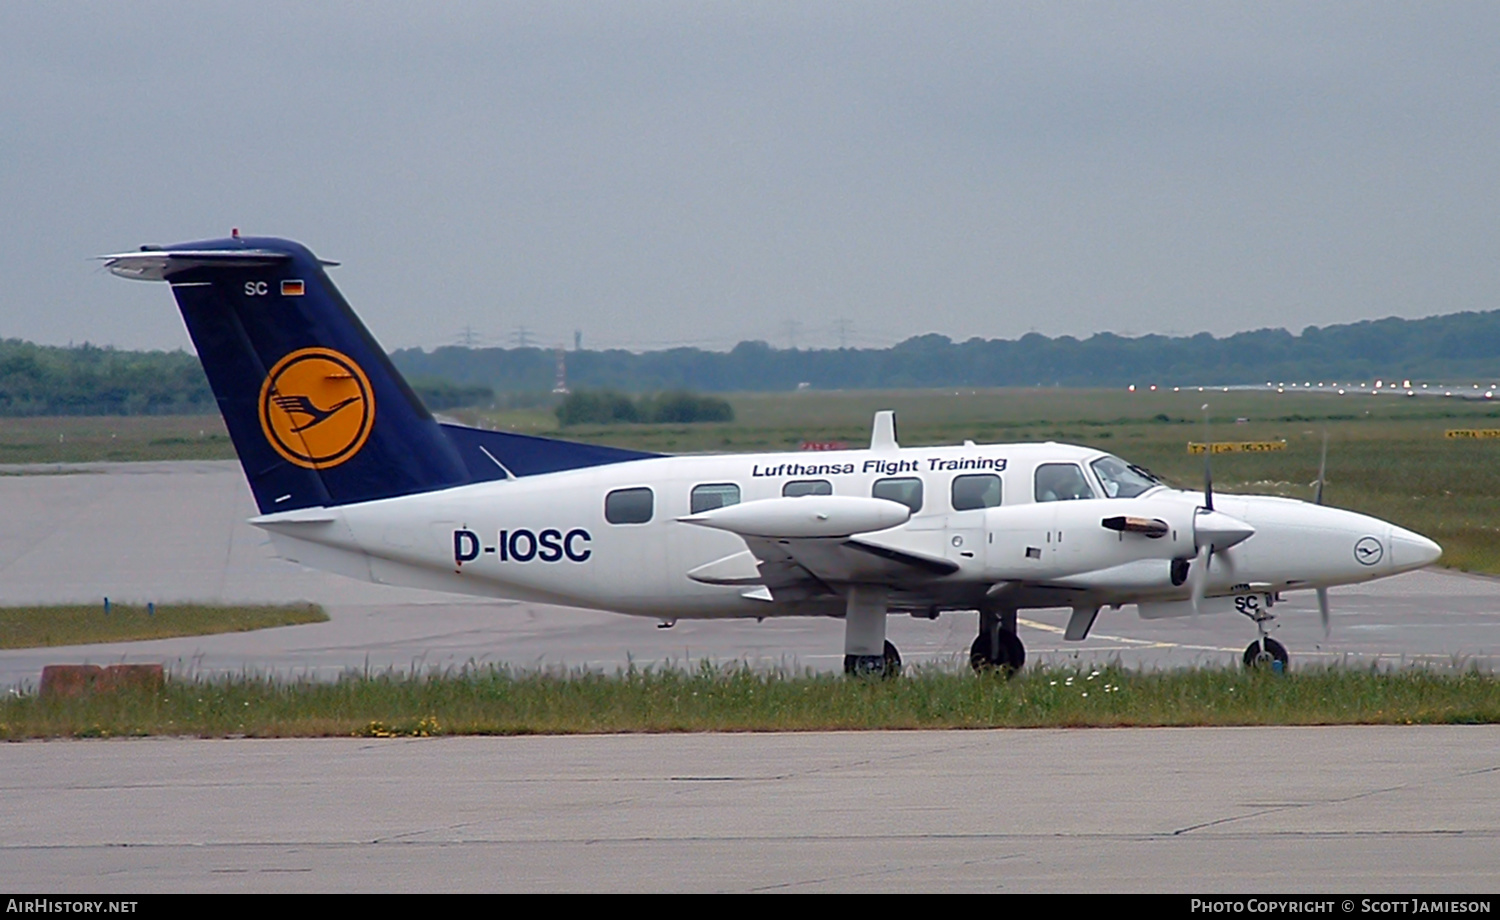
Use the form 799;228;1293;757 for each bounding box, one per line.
1243;637;1289;672
844;641;902;678
970;630;1026;676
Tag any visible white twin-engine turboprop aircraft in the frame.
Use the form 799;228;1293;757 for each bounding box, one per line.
104;235;1442;675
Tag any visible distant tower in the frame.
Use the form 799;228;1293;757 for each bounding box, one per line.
574;329;582;351
553;347;570;394
833;317;852;349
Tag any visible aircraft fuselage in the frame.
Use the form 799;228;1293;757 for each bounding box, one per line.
252;439;1436;622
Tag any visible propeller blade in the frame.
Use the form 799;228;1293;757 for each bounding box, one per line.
1201;404;1214;512
1313;432;1329;506
1317;586;1330;638
1189;543;1211;616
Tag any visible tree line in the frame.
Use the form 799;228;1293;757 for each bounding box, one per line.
6;307;1500;415
0;340;214;416
0;340;498;417
391;308;1500;393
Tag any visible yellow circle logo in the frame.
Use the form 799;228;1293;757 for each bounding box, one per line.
258;347;375;469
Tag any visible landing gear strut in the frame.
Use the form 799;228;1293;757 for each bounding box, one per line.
842;585;900;678
970;607;1025;675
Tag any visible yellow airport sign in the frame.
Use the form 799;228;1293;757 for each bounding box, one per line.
1186;440;1288;455
1444;429;1500;439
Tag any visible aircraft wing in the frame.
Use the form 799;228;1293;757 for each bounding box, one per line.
694;535;960;601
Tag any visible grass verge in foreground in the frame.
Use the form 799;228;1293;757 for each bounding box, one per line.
0;603;328;649
3;663;1497;739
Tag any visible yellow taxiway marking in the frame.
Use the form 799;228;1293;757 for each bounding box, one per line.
1018;617;1244;654
1017;617;1466;663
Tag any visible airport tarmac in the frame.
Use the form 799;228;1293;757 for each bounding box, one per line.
2;727;1498;892
2;461;1498;892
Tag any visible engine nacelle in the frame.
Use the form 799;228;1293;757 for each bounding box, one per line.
982;497;1201;581
1048;558;1182;592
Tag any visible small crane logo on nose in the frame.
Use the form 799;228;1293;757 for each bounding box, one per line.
1354;536;1384;566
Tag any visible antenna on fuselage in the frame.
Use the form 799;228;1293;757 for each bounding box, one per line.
870;410;898;450
1313;431;1329;506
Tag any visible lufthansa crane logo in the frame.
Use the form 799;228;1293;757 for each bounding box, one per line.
258;347;375;469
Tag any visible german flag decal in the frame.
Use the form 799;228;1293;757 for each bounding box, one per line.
281;279;305;296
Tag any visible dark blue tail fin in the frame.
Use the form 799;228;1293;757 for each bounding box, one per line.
104;236;471;513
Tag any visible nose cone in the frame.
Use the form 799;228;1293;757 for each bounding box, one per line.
1390;526;1442;571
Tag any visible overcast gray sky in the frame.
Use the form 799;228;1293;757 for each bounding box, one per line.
3;2;1497;353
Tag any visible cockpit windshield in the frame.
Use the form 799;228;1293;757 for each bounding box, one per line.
1090;455;1165;499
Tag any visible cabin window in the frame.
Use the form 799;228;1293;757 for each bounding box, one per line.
690;482;741;514
783;479;833;497
872;477;923;514
605;487;654;524
951;473;1002;510
1033;464;1095;502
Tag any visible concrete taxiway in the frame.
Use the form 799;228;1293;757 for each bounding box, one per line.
1;461;1497;688
2;727;1497;892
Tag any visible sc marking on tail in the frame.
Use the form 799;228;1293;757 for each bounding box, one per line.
102;235;1443;675
244;279;305;297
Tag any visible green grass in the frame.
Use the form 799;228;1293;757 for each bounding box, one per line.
3;663;1497;739
0;603;328;649
0;415;234;464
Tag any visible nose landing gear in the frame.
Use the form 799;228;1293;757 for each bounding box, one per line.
1237;594;1288;672
1243;636;1288;671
